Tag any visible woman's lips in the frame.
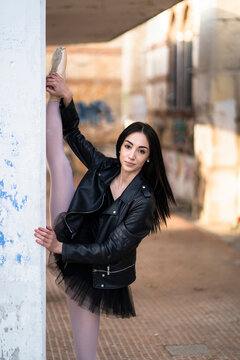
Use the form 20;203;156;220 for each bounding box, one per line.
125;161;135;166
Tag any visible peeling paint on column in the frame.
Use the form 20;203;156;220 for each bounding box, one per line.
0;255;7;266
0;179;28;212
0;231;5;247
16;254;30;265
0;209;8;227
16;254;22;264
8;133;20;157
0;122;19;157
0;231;14;248
0;347;20;360
11;347;20;360
4;159;15;168
0;306;8;323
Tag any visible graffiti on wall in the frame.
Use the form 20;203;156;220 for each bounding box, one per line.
173;118;187;145
75;100;115;125
163;149;195;202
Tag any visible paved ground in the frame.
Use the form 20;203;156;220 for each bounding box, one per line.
46;215;240;360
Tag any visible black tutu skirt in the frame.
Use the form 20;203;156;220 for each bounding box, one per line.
48;253;136;318
49;200;136;318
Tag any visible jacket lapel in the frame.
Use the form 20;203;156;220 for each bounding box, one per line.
101;173;144;216
119;173;144;204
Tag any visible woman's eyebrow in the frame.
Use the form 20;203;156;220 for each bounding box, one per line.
125;140;149;149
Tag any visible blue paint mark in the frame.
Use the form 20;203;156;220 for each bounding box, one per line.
10;134;19;156
17;233;21;238
0;231;5;247
19;195;28;210
16;254;30;265
0;181;28;211
11;184;17;190
0;231;14;248
16;254;22;264
0;208;9;227
0;255;6;266
4;159;14;168
0;210;4;227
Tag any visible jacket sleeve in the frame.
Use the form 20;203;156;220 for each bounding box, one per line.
61;195;156;265
60;99;105;168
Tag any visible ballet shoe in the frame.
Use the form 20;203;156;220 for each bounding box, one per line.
48;47;67;102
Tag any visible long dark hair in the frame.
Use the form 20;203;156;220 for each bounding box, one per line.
116;121;176;232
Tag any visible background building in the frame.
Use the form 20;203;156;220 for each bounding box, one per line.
48;0;240;227
123;0;240;226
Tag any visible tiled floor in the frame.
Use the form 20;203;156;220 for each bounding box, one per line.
46;215;240;360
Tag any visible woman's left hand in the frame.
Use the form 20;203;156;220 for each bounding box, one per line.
34;226;62;254
46;73;72;106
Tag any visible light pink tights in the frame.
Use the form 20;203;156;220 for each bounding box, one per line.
47;101;100;360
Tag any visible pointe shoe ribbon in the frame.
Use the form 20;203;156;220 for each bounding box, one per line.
48;46;67;102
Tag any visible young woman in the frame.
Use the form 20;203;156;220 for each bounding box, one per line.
34;48;175;360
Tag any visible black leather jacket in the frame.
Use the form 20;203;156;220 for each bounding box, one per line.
60;100;156;289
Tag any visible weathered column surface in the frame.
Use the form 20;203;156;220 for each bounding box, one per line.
0;1;46;359
194;0;240;224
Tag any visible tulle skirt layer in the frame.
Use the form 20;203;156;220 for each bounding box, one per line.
48;253;136;318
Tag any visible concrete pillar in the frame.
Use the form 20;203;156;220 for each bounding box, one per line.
194;0;240;225
0;1;46;359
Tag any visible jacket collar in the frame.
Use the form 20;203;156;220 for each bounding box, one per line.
102;159;147;204
101;172;145;216
120;172;145;204
105;171;145;204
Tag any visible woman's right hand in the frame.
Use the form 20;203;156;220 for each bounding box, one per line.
46;72;73;106
34;225;63;254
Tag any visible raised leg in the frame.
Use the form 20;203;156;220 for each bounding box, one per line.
47;48;99;360
67;296;100;360
46;101;75;226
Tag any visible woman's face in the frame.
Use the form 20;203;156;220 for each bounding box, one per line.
119;132;150;175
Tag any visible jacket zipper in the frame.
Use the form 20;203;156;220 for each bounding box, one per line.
64;194;106;238
92;263;135;275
